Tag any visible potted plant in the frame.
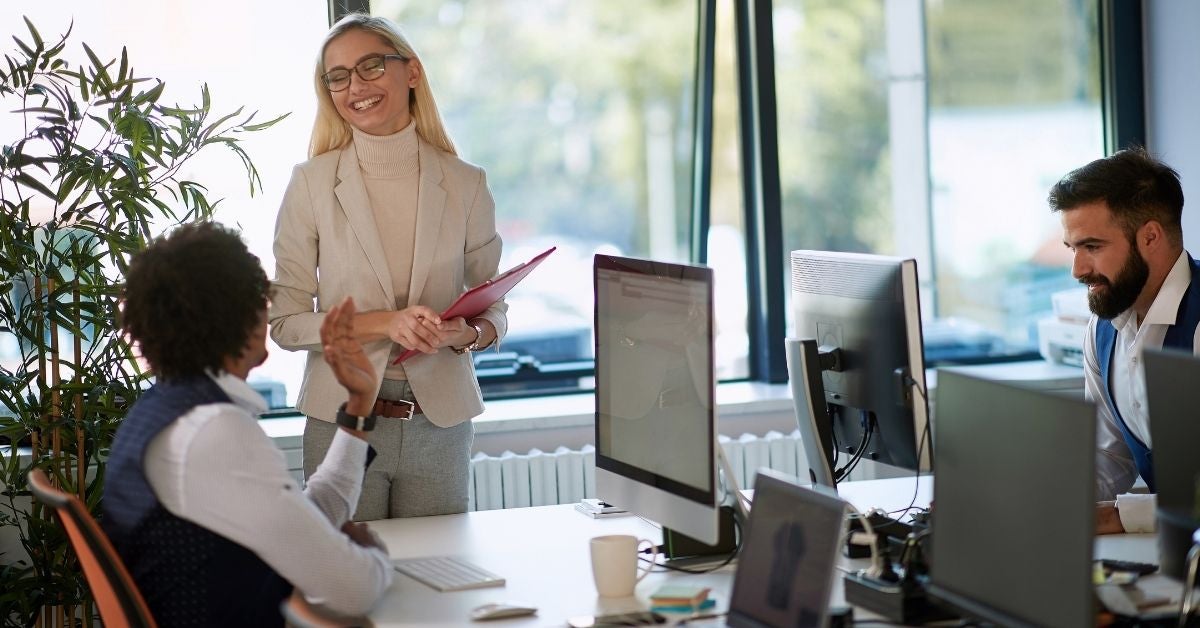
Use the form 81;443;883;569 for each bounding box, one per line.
0;18;284;626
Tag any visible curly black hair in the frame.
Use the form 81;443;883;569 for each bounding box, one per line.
120;222;270;380
1048;146;1185;246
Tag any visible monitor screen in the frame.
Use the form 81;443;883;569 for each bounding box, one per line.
787;250;932;486
593;254;719;545
927;369;1096;627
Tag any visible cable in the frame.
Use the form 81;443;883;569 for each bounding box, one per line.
847;508;884;579
834;418;872;482
888;378;932;524
637;514;742;575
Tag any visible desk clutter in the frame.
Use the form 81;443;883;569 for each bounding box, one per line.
648;584;715;613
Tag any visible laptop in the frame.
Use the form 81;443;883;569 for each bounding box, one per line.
926;369;1097;628
725;469;850;628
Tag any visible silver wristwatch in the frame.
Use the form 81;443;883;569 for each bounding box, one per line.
452;322;484;354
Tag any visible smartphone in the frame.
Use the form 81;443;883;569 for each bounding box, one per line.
566;610;667;627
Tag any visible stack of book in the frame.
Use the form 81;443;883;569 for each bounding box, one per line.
649;584;715;613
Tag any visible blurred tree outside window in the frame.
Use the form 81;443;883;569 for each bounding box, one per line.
765;0;1101;363
371;0;712;391
1;0;1109;408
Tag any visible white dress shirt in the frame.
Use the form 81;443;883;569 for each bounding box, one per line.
143;372;393;615
1083;251;1200;529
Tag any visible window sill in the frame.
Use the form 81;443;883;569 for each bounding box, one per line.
257;381;797;455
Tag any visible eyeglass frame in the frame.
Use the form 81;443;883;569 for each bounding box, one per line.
321;54;410;92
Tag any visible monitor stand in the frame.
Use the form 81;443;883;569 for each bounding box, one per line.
660;446;748;566
785;338;842;488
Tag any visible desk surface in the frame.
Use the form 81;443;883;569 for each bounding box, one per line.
365;476;1170;627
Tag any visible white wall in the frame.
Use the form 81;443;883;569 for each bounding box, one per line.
1144;1;1200;248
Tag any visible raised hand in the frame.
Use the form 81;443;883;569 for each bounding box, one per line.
321;297;376;413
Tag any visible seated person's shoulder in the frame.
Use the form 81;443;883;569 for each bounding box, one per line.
171;402;278;460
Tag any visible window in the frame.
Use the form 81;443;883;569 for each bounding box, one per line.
925;0;1101;360
1;1;329;408
369;0;706;394
762;0;1102;364
1;0;1125;411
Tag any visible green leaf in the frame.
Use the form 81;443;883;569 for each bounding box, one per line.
13;173;58;202
240;111;291;132
23;16;44;50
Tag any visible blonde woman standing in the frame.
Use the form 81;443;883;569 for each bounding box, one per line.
271;13;505;519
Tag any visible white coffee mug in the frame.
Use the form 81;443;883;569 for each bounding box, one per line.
589;534;658;597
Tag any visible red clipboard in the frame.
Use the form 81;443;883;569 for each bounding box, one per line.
392;246;556;364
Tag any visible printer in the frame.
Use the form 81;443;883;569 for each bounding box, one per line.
1037;288;1090;367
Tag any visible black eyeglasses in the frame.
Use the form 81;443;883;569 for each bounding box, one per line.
322;54;408;92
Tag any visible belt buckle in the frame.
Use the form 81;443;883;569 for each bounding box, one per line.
395;399;415;421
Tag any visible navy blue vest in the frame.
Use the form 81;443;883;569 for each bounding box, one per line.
1095;254;1200;493
103;376;291;627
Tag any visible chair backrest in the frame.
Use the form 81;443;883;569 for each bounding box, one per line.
27;468;157;628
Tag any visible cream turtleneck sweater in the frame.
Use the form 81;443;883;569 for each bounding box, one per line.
352;122;419;380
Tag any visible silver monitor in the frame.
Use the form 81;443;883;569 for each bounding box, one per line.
593;254;720;545
787;250;932;487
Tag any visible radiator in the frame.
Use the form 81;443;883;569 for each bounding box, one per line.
467;430;807;511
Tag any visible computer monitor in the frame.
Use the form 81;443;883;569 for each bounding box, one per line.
593;254;720;545
927;369;1096;627
1143;346;1200;580
785;250;932;487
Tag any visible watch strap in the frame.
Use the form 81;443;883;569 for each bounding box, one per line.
453;322;485;354
335;402;377;431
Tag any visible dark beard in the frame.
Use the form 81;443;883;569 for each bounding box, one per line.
1081;247;1150;320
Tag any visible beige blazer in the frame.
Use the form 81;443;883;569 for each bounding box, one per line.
269;137;507;427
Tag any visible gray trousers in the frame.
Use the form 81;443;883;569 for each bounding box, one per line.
302;379;473;520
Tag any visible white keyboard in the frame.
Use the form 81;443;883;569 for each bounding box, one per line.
393;556;506;592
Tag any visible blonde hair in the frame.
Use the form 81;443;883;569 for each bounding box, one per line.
308;14;457;158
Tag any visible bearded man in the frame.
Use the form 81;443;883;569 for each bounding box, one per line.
1049;147;1197;535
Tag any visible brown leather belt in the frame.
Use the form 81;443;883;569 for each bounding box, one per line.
373;397;422;420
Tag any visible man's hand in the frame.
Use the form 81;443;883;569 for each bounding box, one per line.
321;297;377;415
1096;501;1126;535
342;521;389;553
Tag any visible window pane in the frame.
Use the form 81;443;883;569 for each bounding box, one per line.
370;0;700;393
770;0;1102;363
926;0;1102;359
709;0;751;380
2;1;327;409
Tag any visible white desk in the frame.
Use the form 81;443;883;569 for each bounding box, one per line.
364;476;1176;627
364;477;927;626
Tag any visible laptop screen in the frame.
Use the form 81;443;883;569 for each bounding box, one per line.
727;470;848;628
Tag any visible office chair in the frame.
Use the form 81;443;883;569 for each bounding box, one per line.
27;468;157;628
280;592;364;628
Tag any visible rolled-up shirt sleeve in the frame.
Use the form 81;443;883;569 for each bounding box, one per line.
1083;318;1139;501
146;407;392;616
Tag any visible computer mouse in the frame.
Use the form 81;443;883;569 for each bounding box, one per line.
470;602;537;621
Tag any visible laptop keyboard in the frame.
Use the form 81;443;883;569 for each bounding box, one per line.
393;556;506;592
